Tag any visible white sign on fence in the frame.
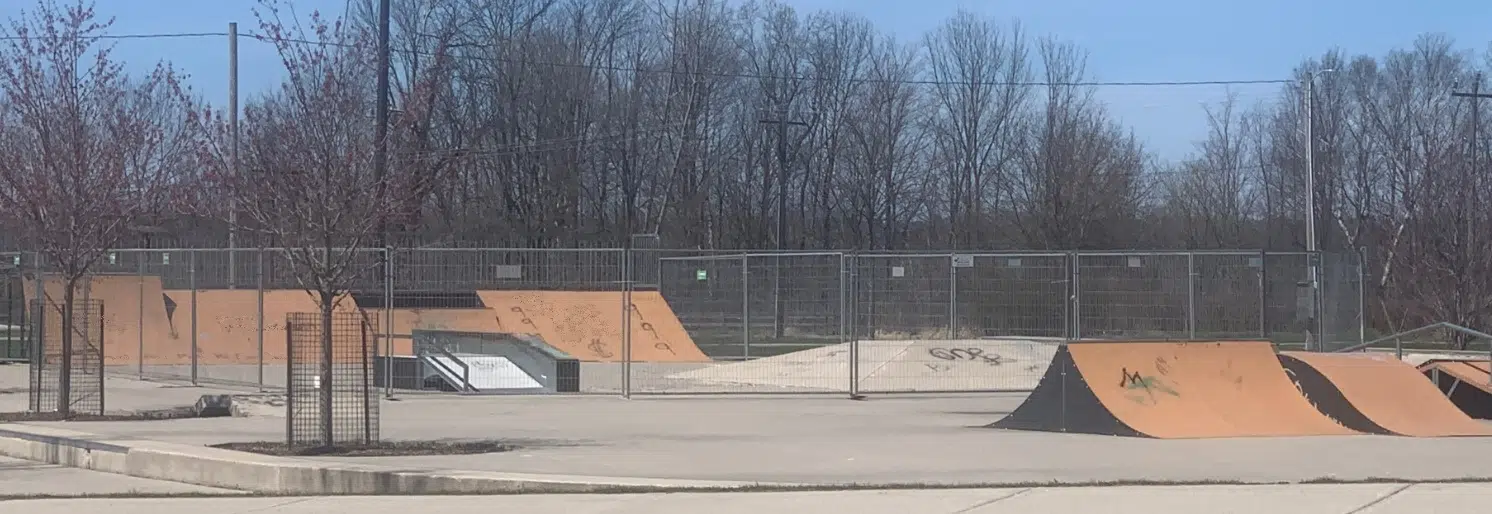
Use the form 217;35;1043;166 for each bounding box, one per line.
951;254;974;268
891;266;905;278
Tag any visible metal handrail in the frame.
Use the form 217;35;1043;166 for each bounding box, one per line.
421;346;474;393
1333;321;1492;361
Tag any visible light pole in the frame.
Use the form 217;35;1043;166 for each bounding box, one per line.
1303;68;1333;350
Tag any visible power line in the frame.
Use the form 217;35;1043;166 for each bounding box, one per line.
0;32;229;40
0;30;1295;88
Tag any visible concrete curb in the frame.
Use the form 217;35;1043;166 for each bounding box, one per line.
0;424;780;494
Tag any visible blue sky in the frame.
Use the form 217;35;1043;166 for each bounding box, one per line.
1;0;1487;161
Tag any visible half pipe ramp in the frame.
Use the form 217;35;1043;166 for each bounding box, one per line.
1279;352;1492;437
991;341;1359;438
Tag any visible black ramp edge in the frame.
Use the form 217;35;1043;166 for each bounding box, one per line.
1423;366;1492;420
1277;355;1391;435
987;345;1141;437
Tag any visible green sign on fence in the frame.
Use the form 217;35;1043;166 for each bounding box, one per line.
696;270;708;281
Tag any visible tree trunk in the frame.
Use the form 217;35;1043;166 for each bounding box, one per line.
319;290;335;448
59;276;77;417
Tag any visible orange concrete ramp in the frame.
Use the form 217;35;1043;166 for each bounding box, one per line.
350;307;503;356
22;274;170;366
1279;352;1492;437
992;341;1358;438
162;289;356;365
477;290;707;363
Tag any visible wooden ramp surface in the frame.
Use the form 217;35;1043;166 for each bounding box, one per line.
1070;341;1356;438
477;290;708;363
163;289;359;365
23;275;170;366
1280;352;1492;437
1419;360;1492;394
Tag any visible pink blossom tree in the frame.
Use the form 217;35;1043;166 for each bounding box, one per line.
0;0;203;416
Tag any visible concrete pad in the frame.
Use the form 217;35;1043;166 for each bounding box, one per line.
1356;483;1492;513
667;339;1057;393
0;365;257;415
9;484;1492;513
0;422;781;495
0;455;237;497
970;484;1404;513
24;394;1492;487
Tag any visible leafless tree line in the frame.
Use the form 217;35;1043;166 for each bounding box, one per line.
4;0;1492;339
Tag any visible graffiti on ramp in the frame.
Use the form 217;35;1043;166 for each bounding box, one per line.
1120;367;1179;406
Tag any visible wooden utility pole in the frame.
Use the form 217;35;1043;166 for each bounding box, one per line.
759;100;806;342
1451;72;1487;353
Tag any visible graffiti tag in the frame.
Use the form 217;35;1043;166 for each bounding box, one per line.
587;338;615;359
928;347;1003;365
1120;367;1180;405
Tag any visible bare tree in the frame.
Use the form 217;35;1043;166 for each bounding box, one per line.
0;0;200;415
197;0;456;445
923;11;1030;248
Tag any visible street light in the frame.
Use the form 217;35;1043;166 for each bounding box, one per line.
1302;67;1334;351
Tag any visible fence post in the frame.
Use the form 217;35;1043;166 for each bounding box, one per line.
843;252;857;399
741;254;750;359
1357;246;1366;347
1071;251;1082;340
189;249;198;386
383;247;394;399
1258;250;1268;340
947;253;957;339
257;249;265;392
1187;252;1196;339
621;247;632;399
137;254;146;378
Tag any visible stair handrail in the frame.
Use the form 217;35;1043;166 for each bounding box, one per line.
1332;321;1492;361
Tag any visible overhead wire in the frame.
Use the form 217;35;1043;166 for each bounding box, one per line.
0;30;1296;88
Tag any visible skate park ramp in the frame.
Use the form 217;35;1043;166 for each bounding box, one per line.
477;290;708;363
23;274;170;366
1419;359;1492;420
990;341;1360;438
161;289;356;366
1278;352;1492;437
667;338;1060;392
351;306;504;356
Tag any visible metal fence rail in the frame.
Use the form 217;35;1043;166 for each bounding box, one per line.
0;248;1364;396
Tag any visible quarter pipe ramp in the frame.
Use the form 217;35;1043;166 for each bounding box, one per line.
990;341;1359;438
1279;352;1492;437
22;274;171;366
477;290;708;363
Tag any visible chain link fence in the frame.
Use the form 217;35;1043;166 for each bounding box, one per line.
0;248;1363;396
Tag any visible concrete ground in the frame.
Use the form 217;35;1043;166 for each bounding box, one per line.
0;456;237;497
17;393;1492;486
0;363;255;414
7;483;1492;513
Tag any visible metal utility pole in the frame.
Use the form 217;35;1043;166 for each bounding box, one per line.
374;0;391;248
1304;71;1316;256
1453;74;1487;245
759;100;806;340
1452;72;1488;351
227;22;239;289
1303;70;1322;351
